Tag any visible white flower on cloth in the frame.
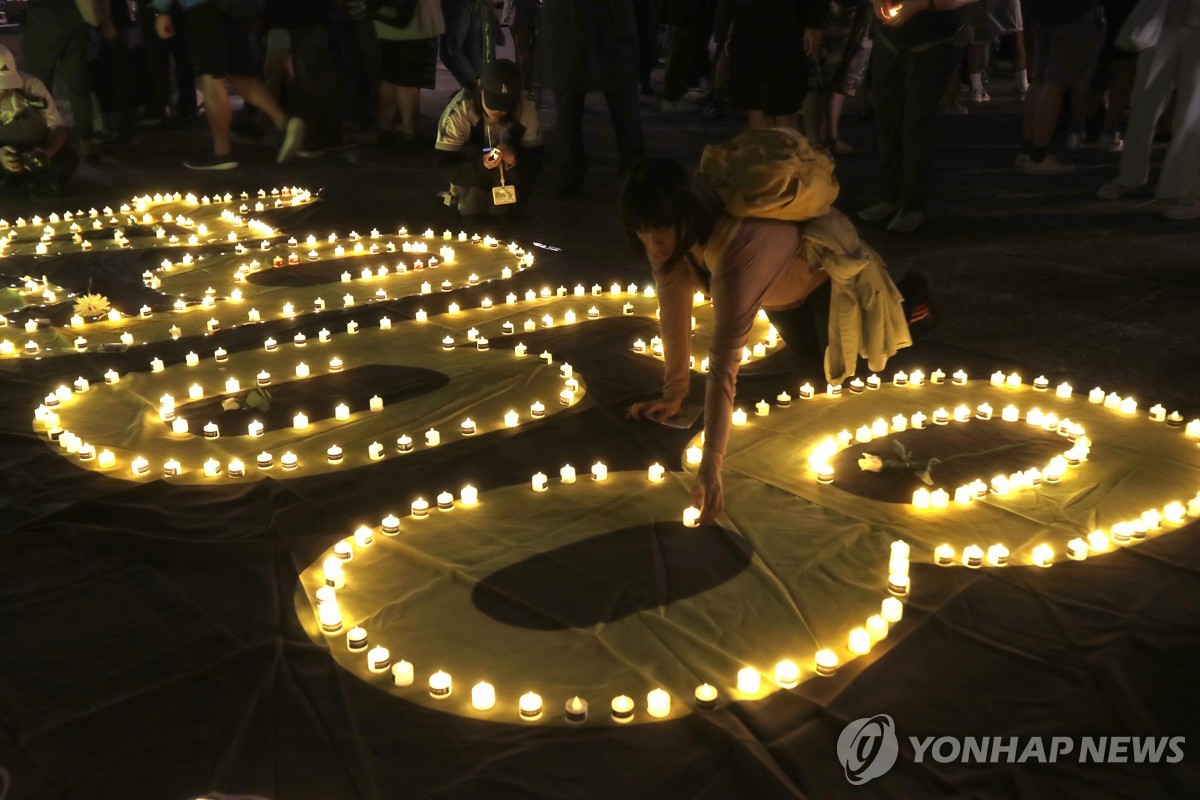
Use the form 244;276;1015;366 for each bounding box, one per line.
72;293;111;319
858;454;883;473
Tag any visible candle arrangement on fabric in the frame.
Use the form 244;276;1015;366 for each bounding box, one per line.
681;369;1200;571
0;188;537;359
296;470;920;725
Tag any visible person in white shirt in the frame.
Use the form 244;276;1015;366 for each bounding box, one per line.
434;59;544;216
0;44;77;196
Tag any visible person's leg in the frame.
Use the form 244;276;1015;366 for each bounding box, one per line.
663;23;697;103
58;16;96;149
464;1;483;79
200;75;234;155
1156;29;1200;202
172;9;199;118
829;92;848;145
396;86;420;137
290;25;342;148
555;89;587;194
1114;34;1177;189
227;76;287;130
604;85;647;172
746;109;769;129
968;42;988;101
378;79;399;133
867;41;906;210
439;0;477;88
1031;84;1065;149
897;43;961;213
765;285;831;366
1104;58;1134;135
514;27;535;92
633;0;656;93
19;5;62;99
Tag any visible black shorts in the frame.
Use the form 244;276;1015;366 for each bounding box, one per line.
379;38;438;89
187;2;259;79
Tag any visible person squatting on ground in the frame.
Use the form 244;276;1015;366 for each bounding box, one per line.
435;58;543;216
620;131;935;523
0;44;77;197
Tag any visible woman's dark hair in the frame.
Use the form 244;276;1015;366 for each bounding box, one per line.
620;158;725;268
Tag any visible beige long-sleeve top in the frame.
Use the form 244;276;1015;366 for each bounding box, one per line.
654;215;828;472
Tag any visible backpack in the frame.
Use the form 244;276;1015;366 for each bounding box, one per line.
697;128;839;222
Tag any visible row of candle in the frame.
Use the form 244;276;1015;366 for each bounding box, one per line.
316;505;912;718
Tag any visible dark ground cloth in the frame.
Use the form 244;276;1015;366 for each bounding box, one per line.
0;44;1199;800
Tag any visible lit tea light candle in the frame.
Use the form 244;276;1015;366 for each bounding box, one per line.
366;441;384;461
645;688;671;719
1088;387;1105;404
694;683;718;709
428;671;452;698
460;485;478;506
591;462;608;481
736;667;761;695
877;599;904;629
984;544;1008;567
293;412;309;431
1001;405;1019;422
369;396;383;413
611;695;635;724
1031;544;1054;567
171;418;189;435
1148;404;1166;422
890;414;908;432
774;660;800;689
532;472;548;492
848;627;871;655
910;412;927;429
756;400;770;416
648;463;666;483
368;646;391;673
518;692;544;721
559;464;576;484
934;544;955;566
912;488;931;509
471;682;496;711
686;446;702;465
682;506;701;527
531;401;545;418
1186;419;1200;438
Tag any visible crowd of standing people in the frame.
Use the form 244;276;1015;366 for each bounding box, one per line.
0;0;1195;222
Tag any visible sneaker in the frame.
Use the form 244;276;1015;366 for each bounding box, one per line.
1066;131;1084;150
858;201;901;223
1097;132;1125;153
887;209;926;234
1165;200;1200;221
1012;84;1028;101
184;152;238;171
661;98;699;113
277;117;306;164
1023;155;1075;175
1097;181;1141;199
971;88;990;103
1014;152;1030;168
298;148;324;159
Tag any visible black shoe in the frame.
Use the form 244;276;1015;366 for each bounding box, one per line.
184;152;239;171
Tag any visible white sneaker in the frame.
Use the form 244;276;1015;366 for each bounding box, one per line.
1023;155;1075;175
971;88;990;103
277;117;306;164
1097;181;1141;200
1165;201;1200;221
1066;131;1084;150
1097;132;1125;153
